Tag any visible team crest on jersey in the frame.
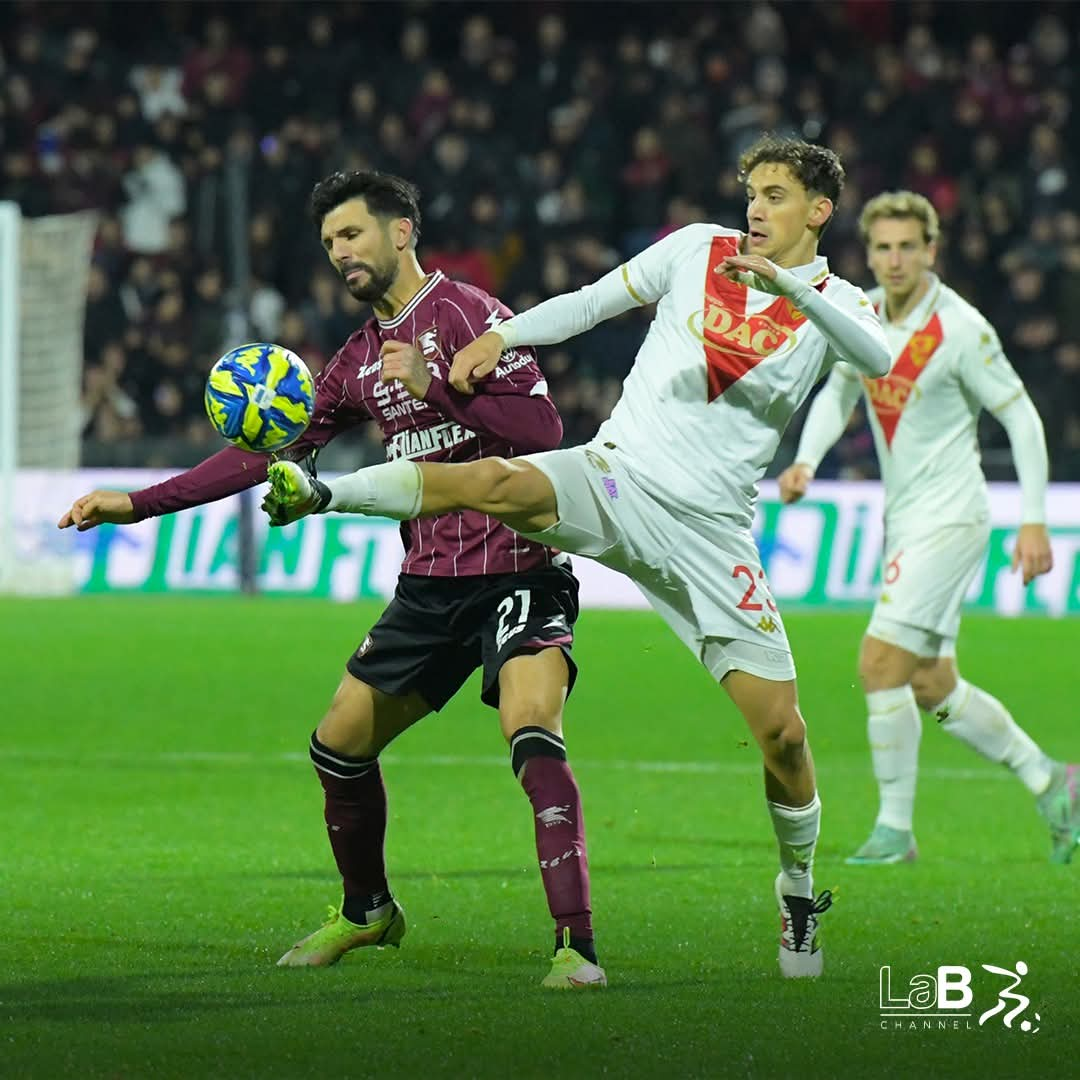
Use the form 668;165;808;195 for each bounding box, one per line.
414;325;443;361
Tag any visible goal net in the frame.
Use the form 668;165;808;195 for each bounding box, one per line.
0;202;98;594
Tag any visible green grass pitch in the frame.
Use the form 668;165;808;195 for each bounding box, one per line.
2;597;1078;1078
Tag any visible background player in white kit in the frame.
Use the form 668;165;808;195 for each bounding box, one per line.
267;137;892;977
779;190;1079;865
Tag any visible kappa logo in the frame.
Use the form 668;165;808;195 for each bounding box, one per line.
756;615;780;633
584;449;611;473
355;634;374;658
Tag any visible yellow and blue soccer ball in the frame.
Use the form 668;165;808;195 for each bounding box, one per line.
204;343;315;452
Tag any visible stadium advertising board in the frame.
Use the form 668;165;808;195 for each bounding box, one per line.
15;471;1080;615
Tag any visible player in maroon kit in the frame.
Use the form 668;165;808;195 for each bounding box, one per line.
58;171;605;989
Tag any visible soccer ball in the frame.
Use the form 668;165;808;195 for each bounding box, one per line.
204;342;315;453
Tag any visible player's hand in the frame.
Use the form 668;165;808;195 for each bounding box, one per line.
777;463;815;505
719;254;785;295
57;490;136;531
448;330;506;395
262;461;328;527
1011;523;1053;586
380;340;433;400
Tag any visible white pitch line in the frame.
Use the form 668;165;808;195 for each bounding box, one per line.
0;746;1012;782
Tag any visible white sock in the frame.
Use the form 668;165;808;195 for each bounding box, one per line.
867;685;921;832
768;793;820;899
933;678;1053;795
327;461;422;520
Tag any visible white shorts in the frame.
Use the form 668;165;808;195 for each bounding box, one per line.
518;443;797;683
866;520;989;659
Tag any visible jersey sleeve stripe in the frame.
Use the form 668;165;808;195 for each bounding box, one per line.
988;388;1025;414
621;264;647;306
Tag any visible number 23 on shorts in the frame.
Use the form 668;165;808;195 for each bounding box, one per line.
732;564;777;613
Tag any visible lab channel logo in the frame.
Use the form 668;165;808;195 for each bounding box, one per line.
879;961;1041;1033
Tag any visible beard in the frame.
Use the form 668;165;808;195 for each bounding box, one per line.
341;257;399;303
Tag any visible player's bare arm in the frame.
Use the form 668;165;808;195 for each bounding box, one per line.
1012;523;1053;586
448;330;506;394
58;489;136;531
777;464;815;505
379;339;433;399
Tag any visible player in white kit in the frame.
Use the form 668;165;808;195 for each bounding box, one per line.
779;190;1078;865
267;137;892;976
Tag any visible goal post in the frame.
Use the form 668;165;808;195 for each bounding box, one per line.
0;202;98;594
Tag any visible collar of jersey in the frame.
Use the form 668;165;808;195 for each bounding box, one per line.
784;254;830;286
732;233;830;286
376;270;445;330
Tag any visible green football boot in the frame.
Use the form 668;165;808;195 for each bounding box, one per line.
276;902;406;967
541;928;607;989
1037;763;1080;865
845;823;918;865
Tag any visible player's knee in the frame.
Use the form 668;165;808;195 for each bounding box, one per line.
501;697;560;742
316;707;379;759
758;706;807;764
911;670;953;712
858;643;908;692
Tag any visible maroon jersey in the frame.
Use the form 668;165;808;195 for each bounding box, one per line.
129;271;564;577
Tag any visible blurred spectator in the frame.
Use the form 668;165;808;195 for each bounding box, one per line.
120;143;185;254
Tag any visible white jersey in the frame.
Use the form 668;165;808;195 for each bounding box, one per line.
830;274;1027;534
589;225;883;529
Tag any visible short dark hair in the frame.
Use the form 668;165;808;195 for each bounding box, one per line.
309;170;422;246
738;135;845;231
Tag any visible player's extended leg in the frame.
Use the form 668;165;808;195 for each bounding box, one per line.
416;459;559;535
267;456;559;534
846;634;923;866
722;669;831;978
912;658;1080;864
277;673;429;966
497;648;606;990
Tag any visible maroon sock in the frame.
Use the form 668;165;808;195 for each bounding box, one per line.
309;733;390;922
513;729;593;951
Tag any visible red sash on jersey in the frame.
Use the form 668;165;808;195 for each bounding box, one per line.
698;236;827;402
863;310;944;446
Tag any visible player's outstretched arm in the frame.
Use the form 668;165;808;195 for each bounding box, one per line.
447;225;708;393
720;253;890;378
58;489;136;531
448;262;641;393
57;445;275;532
60;355;361;530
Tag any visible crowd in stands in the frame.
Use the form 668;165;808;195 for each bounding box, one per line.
2;1;1078;477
